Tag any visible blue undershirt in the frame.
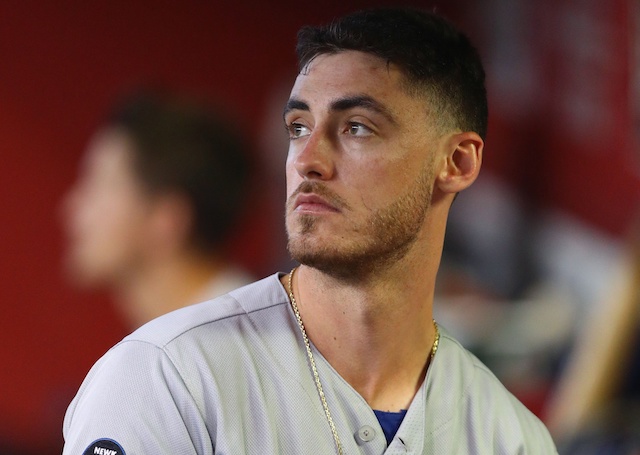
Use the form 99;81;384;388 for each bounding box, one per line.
373;409;407;445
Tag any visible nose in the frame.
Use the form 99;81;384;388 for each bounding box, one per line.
291;130;335;180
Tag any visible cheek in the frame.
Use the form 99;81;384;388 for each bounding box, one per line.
349;158;403;207
74;188;149;249
85;213;148;280
64;191;149;283
284;161;302;197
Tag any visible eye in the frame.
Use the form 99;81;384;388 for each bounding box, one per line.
346;122;373;137
286;122;311;139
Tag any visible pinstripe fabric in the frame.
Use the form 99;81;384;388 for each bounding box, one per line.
63;273;557;454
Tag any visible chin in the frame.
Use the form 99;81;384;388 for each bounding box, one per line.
64;267;100;289
288;239;378;281
63;254;107;289
287;228;417;282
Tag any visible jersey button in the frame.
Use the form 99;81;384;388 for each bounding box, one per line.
355;425;376;444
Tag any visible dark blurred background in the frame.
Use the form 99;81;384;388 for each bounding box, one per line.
0;1;637;453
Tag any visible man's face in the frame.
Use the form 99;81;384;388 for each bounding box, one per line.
61;128;154;288
284;51;444;278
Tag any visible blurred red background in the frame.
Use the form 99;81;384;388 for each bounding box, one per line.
0;1;636;453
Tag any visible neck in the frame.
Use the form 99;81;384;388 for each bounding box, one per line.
114;253;226;328
285;252;440;411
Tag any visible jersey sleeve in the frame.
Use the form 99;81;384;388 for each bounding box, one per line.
62;339;213;455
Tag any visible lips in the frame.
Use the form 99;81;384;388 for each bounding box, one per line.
293;193;340;213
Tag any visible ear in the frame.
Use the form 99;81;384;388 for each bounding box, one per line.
436;131;483;194
146;193;194;256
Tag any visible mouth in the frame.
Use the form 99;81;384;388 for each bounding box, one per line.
287;180;349;216
293;193;340;214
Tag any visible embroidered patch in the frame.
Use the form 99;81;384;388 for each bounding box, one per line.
82;438;125;455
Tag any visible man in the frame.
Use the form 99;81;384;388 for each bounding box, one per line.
63;9;557;454
61;91;253;328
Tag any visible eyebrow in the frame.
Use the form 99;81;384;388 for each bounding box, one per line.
283;99;310;120
283;95;397;125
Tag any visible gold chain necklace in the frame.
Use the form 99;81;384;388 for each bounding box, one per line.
286;267;440;454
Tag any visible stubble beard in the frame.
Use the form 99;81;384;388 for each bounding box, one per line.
286;162;434;281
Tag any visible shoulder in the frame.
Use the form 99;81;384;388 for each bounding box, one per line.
435;329;524;405
63;273;290;453
65;273;289;431
125;273;288;347
430;328;557;451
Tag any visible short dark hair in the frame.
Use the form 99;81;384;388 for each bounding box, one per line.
106;90;251;253
296;8;487;139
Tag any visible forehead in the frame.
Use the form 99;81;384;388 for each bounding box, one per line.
80;128;137;178
290;51;411;108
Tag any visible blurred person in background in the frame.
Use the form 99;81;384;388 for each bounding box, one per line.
543;224;640;454
61;90;254;329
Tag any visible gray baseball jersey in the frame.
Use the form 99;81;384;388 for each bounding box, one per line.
63;273;557;454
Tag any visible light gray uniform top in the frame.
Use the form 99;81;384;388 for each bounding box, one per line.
63;273;558;455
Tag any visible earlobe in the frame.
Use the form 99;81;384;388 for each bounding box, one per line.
436;132;483;194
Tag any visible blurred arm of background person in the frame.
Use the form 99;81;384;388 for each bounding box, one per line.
544;223;640;447
60;90;254;329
